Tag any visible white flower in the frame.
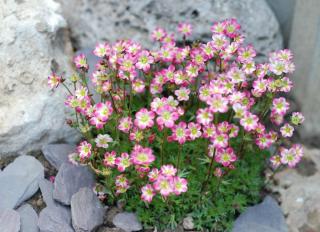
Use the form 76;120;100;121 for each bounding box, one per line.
95;134;113;148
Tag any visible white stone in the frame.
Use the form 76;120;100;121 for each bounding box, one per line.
0;0;79;157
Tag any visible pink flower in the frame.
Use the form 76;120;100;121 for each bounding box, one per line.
134;108;155;130
211;133;229;148
135;50;154;72
77;141;92;160
141;184;155;203
280;123;294;138
129;128;144;142
151;27;167;41
148;168;160;182
153;175;173;197
270;155;281;169
196;108;213;125
280;147;301;168
187;122;202;140
272;97;290;115
115;152;131;172
169;122;188;144
130;145;155;166
177;22;192;36
202;124;216;139
74;54;89;70
160;164;177;177
132;79;146;94
207;94;229;113
115;174;130;194
171;176;188;195
237;45;256;63
75;86;88;100
240;112;259;132
156;106;179;129
104;151;117;167
255;133;273;149
118;117;133;133
215;147;237;167
48;73;62;89
93;42;110;57
94;102;113;122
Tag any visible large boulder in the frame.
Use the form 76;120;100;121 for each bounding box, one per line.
58;0;282;60
0;209;20;232
0;0;79;157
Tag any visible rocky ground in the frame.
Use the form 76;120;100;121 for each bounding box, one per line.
0;143;296;232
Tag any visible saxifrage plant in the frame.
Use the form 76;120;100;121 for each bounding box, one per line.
48;19;305;231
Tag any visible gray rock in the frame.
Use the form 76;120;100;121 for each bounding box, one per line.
0;155;44;209
42;144;77;170
183;216;194;230
53;162;95;205
71;187;105;232
39;179;57;208
0;209;20;232
112;212;142;232
289;0;320;145
232;196;288;232
17;204;39;232
0;0;79;157
58;0;282;60
38;206;73;232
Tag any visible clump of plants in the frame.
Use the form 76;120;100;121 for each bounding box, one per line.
49;19;305;231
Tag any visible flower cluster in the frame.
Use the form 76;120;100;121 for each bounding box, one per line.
50;18;304;221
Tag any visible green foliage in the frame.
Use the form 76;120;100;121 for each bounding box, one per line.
125;141;269;231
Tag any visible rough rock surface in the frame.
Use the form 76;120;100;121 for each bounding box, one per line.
53;162;95;205
38;206;74;232
183;216;194;230
232;196;288;232
42;144;77;169
71;187;105;232
0;155;44;209
0;0;79;157
271;146;320;232
0;209;20;232
58;0;282;60
17;204;39;232
112;212;142;232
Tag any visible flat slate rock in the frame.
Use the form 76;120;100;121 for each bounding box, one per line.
0;209;20;232
53;162;95;205
71;187;105;232
17;204;39;232
112;212;142;232
232;196;288;232
39;179;57;208
38;206;73;232
0;155;44;209
42;144;76;170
